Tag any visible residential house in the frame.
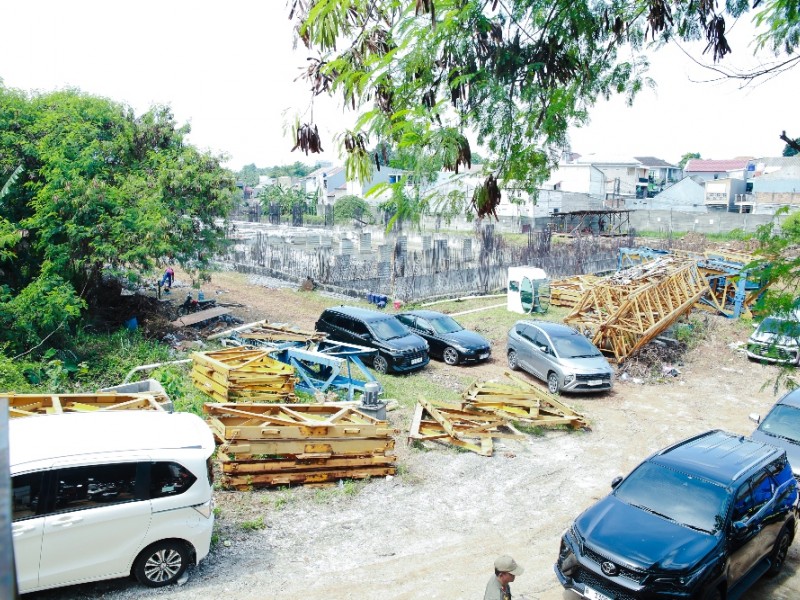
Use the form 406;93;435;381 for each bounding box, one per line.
541;162;606;198
683;157;753;182
304;165;346;206
747;158;800;214
564;154;650;204
683;158;753;211
633;156;682;196
627;176;706;213
345;166;406;206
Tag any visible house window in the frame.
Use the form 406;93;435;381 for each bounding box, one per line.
389;175;399;184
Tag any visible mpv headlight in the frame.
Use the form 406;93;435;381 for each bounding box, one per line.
563;373;576;385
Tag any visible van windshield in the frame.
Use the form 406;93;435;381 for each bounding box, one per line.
551;332;602;359
759;317;800;338
370;318;409;340
760;403;800;443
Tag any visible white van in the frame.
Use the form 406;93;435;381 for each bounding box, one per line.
10;410;215;594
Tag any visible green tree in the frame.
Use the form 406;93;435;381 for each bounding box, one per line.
0;85;236;353
333;195;374;224
268;161;317;178
259;184;315;216
679;153;701;169
238;163;262;186
289;1;798;220
782;139;800;157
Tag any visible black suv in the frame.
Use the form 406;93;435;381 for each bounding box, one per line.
315;306;429;374
555;430;798;600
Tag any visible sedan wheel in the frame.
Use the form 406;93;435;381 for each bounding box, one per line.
134;541;189;587
443;347;460;366
508;350;519;370
547;372;560;394
373;354;389;374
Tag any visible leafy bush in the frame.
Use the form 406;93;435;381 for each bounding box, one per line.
304;214;325;225
0;272;85;354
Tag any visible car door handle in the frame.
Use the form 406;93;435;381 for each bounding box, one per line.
12;523;37;536
49;514;84;527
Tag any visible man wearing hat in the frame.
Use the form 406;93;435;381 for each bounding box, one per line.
484;555;524;600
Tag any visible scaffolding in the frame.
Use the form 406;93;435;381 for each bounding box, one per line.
547;209;632;237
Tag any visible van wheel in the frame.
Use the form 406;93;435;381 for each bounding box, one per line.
373;354;389;374
443;347;460;366
134;541;189;587
547;372;560;394
508;350;519;370
767;527;792;577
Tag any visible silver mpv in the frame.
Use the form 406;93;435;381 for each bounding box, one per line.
507;320;613;393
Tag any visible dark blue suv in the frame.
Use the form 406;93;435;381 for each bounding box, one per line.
555;430;798;600
315;305;429;374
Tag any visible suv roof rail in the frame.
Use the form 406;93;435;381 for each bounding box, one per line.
655;429;783;484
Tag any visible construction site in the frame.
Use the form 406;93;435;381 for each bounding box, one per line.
14;226;800;600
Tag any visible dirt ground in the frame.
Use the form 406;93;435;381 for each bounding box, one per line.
28;268;800;600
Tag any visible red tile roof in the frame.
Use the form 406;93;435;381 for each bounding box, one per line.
684;158;751;172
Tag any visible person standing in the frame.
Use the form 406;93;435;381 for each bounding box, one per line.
160;266;175;289
484;555;524;600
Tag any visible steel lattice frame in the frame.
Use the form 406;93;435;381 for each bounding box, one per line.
564;258;710;363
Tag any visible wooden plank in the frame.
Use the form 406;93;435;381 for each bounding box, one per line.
408;402;424;442
219;454;396;474
222;465;396;488
171;306;231;327
204;403;385;425
220;438;396;455
209;421;391;440
7;392;170;417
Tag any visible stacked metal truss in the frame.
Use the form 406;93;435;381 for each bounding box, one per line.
564;257;710;363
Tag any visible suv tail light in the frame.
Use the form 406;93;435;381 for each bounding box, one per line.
193;499;213;519
206;456;215;485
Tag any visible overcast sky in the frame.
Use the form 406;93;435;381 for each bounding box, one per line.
2;1;798;172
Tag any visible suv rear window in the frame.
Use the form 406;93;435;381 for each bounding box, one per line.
150;461;197;498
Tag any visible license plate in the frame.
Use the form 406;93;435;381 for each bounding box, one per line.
479;352;489;359
411;357;422;365
584;585;612;600
588;379;602;386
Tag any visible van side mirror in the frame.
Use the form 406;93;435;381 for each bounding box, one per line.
611;476;623;489
749;413;761;424
538;345;549;353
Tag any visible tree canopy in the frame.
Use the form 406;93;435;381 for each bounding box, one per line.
678;152;701;169
259;184;316;216
237;162;319;186
334;195;374;224
0;85;236;354
289;0;798;219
